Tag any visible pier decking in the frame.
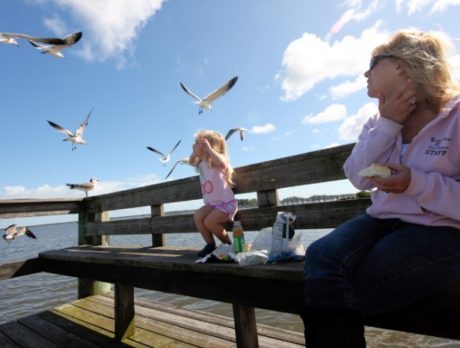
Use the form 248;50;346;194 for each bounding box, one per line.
0;293;304;348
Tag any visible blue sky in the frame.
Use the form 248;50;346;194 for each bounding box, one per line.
2;0;460;224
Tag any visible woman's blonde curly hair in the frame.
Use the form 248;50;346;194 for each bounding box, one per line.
374;29;460;113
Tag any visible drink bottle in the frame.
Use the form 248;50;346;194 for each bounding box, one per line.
232;220;245;253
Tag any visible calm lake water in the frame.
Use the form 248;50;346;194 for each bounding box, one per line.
1;221;459;348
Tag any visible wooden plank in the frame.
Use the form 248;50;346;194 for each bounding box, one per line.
233;304;259;348
0;258;42;280
101;294;305;346
0;198;81;219
0;330;20;348
114;283;135;340
83;144;354;212
84;198;370;236
0;321;60;348
39;311;127;348
91;294;303;348
19;314;97;348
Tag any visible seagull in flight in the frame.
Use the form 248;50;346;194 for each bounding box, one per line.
66;178;98;197
180;76;238;114
28;31;82;58
0;33;20;46
3;224;37;241
147;140;181;166
225;128;247;141
48;108;93;151
165;158;190;179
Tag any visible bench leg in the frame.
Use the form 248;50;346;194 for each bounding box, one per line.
232;304;259;348
114;283;135;340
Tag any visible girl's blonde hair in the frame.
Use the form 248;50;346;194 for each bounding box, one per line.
374;29;460;113
192;130;235;185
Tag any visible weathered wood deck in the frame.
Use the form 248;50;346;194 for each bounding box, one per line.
0;294;304;348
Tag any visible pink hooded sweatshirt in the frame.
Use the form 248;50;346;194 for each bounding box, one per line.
344;95;460;229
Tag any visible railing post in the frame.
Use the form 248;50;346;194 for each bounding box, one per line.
78;208;112;298
151;204;165;247
230;189;280;347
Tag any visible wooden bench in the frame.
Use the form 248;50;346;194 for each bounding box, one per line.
3;143;460;347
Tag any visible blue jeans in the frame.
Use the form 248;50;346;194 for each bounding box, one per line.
304;213;460;316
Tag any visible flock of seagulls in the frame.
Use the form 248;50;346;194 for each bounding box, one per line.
2;30;247;241
0;31;82;58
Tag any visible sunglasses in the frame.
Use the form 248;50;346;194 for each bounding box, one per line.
369;54;394;71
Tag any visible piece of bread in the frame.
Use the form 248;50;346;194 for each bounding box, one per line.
358;163;391;178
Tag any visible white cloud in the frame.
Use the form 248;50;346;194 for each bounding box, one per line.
329;75;367;99
37;0;164;67
302;104;348;125
280;22;389;101
338;102;377;141
43;14;68;35
252;123;276;134
450;54;460;83
432;0;460;12
395;0;460;13
329;0;379;34
0;173;161;199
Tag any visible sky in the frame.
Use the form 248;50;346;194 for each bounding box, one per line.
2;0;460;225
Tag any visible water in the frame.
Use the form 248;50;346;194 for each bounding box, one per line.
1;222;459;347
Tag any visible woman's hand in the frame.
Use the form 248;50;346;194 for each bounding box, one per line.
371;163;411;193
378;75;417;125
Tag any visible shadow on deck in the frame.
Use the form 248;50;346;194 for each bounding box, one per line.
0;294;304;348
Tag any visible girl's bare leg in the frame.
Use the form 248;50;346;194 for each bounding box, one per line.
194;205;215;244
203;209;232;244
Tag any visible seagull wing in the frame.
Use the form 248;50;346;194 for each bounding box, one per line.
146;146;166;158
165;158;189;179
225;129;237;141
203;76;238;103
168;140;181;155
63;31;83;45
180;82;202;102
239;128;247;141
25;228;37;239
4;224;16;236
75;108;92;137
48;120;74;136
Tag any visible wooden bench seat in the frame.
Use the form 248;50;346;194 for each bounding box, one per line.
39;245;460;343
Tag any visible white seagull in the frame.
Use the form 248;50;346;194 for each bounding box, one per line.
48;108;93;151
165;158;190;179
225;128;247;141
28;31;82;58
3;224;37;241
147;140;181;166
0;33;20;46
180;76;238;114
66;178;98;197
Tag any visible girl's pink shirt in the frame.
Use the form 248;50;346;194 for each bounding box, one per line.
344;95;460;229
198;161;235;205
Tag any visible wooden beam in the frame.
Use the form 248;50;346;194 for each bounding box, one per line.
114;283;135;341
0;258;42;280
83;199;371;236
151;204;165;247
0;198;82;219
233;304;259;348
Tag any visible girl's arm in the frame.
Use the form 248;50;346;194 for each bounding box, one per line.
201;139;227;168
